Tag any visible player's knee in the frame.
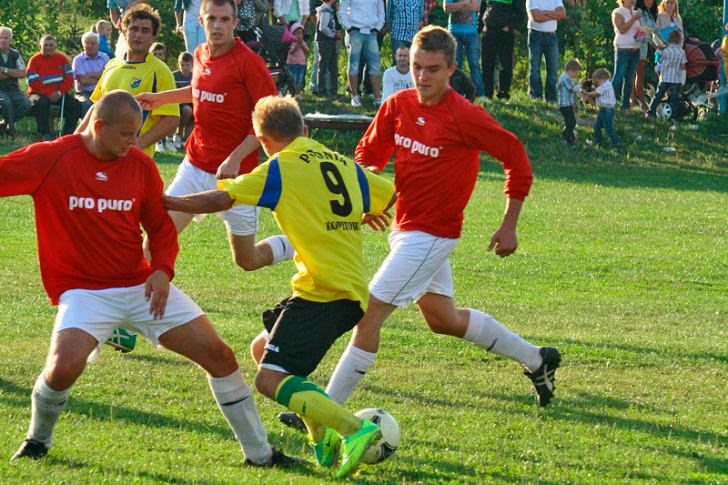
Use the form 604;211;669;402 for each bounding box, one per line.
207;341;238;376
45;359;84;390
254;371;275;399
234;254;262;272
424;316;452;335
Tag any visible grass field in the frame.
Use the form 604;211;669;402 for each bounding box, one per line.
0;95;726;484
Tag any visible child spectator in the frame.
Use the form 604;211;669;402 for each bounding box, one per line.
647;29;686;120
94;20;115;59
285;22;308;100
557;59;583;147
315;0;338;98
582;68;619;149
171;51;194;151
150;42;167;62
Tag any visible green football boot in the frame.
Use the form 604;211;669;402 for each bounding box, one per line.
105;328;137;353
335;419;381;479
313;427;341;467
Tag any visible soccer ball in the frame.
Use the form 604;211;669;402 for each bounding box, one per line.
354;408;400;464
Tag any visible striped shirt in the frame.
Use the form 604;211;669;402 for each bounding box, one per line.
659;44;687;84
595;79;616;108
557;72;580;107
386;0;424;42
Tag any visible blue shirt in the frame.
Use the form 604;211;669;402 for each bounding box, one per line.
447;0;477;35
386;0;424;42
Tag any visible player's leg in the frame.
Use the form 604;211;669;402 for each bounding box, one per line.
416;262;560;406
223;204;293;272
155;309;290;466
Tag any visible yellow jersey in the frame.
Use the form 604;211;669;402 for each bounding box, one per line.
91;53;179;156
219;136;395;310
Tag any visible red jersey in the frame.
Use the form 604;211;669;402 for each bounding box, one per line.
186;40;277;175
355;89;533;239
0;135;178;305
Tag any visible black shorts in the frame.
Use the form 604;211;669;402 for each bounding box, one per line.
260;297;364;377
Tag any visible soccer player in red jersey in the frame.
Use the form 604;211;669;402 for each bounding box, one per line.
3;90;300;467
137;0;294;272
276;28;560;430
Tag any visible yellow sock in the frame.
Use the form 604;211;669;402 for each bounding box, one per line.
276;376;361;438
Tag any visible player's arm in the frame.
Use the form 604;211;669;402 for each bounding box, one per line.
164;189;235;214
216;134;260;179
487;197;522;257
360;167;397;231
136;86;193;110
136;114;179;150
354;97;397;172
0;143;57;197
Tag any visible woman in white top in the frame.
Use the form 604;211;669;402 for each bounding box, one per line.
611;0;642;112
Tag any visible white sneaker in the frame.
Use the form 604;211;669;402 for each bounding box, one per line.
172;134;183;149
350;95;362;107
155;141;165;153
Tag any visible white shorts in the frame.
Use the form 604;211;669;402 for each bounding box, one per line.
369;230;459;307
166;158;259;236
53;283;204;349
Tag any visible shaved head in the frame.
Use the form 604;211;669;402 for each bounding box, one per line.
93;90;142;126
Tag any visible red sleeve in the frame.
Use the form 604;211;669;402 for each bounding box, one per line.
26;55;46;94
458;104;533;200
140;158;179;280
60;55;73;94
0;141;58;197
354;96;396;172
243;53;277;136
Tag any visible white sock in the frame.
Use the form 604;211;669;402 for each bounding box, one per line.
260;235;294;264
463;310;542;371
28;374;69;447
208;370;272;465
325;344;377;404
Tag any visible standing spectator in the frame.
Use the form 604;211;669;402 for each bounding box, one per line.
382;45;414;101
631;0;658;112
150;41;167;62
526;0;565;102
582;68;619;148
316;0;340;97
86;4;180;158
647;29;686;120
172;51;194;149
479;0;525;100
72;32;110;117
274;0;310;27
175;0;207;52
26;35;82;140
556;58;582;147
94;20;116;59
339;0;385;106
285;22;308;99
656;0;682;45
386;0;424;62
444;0;484;98
0;26;31;139
612;0;641;114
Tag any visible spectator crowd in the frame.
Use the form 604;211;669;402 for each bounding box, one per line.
1;0;727;147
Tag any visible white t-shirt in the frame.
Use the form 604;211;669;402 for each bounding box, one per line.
595;80;616;108
612;6;640;49
526;0;563;33
381;66;414;101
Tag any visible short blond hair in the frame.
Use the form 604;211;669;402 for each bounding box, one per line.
592;68;611;82
252;96;304;142
412;25;456;66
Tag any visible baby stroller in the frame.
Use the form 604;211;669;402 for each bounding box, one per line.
653;35;721;121
246;23;297;97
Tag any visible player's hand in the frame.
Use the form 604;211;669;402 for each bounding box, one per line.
633;10;641;20
216;157;242;180
145;270;170;319
136;92;161;111
487;226;518;257
361;210;392;231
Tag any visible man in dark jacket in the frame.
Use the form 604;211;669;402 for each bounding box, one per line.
0;27;31;138
478;0;524;99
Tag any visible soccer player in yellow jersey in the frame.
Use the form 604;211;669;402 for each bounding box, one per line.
79;4;179;157
165;95;396;478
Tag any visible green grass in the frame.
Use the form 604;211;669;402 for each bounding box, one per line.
0;95;726;484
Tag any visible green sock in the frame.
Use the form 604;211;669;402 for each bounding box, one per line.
276;376;361;439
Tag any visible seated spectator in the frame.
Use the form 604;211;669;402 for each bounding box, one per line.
0;26;31;139
171;51;194;150
26;34;82;140
73;32;110;117
150;41;167;62
94;20;116;58
381;45;414;101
